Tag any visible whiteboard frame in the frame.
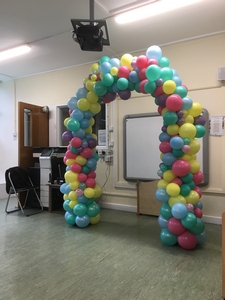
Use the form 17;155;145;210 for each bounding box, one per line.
123;109;209;186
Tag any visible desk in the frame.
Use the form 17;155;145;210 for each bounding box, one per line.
48;184;63;213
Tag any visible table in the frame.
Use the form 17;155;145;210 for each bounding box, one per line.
48;184;63;213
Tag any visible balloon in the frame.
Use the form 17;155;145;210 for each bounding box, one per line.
181;212;197;229
160;203;173;220
76;88;88;100
172;159;190;177
165;94;182;111
158;215;168;228
193;171;204;185
158;57;170;67
163;80;176;94
196;231;206;245
168;218;186;235
65;213;76;226
160;228;177;246
163;170;176;182
160;67;173;81
195;125;206;138
179;123;197;139
170;136;184;150
185;190;200;205
178;231;197;250
90;214;100;225
162;152;177;166
155;188;170;202
73;203;87;217
166;183;180;197
87;203;100;217
182;97;193;110
63;200;73;213
146;45;162;60
93;81;107;96
171;202;188;219
75;214;90;228
163;111;178;125
159;141;172;153
188;102;202;117
145;65;161;81
168;194;186;207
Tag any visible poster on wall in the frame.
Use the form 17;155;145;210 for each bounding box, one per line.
209;116;224;136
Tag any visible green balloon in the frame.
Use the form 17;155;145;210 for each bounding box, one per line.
180;184;191;196
172;149;184;157
189;218;205;235
134;82;141;93
94;81;107;96
160;228;177;246
163;111;178;125
100;56;110;64
160;203;173;220
160;164;168;172
73;203;87;217
158;57;170;67
87;203;100;217
101;73;114;87
117;78;129;90
174;86;187;98
181;173;193;184
66;119;80;132
160;67;173;81
128;82;135;91
195;125;206;138
146;65;161;81
187;181;195;190
181;212;197;229
144;80;156;94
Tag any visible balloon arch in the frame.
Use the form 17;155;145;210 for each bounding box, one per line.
60;45;206;250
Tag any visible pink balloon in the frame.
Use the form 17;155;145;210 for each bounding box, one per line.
186;203;194;212
168;218;186;235
194;208;203;218
182;145;190;153
78;173;88;183
178;231;197;250
85;178;96;188
70;137;82;148
172;178;182;186
166;94;183;112
193;171;204;185
76;188;84;196
70;163;82;173
159;141;172;153
172;159;190;177
193;186;202;198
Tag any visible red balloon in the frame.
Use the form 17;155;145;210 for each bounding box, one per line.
70;162;82;173
168;218;186;235
70;137;82;148
172;178;183;186
193;186;202;198
87;170;96;179
178;231;197;250
78;173;88;183
117;66;130;79
159;141;172;153
154;86;164;97
166;94;182;112
138;68;147;80
139;79;148;94
85;178;96;188
194;208;203;218
158;106;163;115
80;147;93;159
136;55;148;68
147;59;158;66
65;150;77;159
172;159;190;177
193;171;204;185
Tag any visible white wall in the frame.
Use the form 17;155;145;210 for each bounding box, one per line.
0;33;225;224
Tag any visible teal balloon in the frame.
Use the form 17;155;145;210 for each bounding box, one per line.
180;184;191;196
189;218;205;235
163;111;178;125
160;203;173;220
66;213;76;226
144;81;156;94
181;173;193;183
160;67;173;81
196;231;206;244
117;78;129;90
172;149;184;157
87;203;100;217
63;200;73;213
73;203;87;217
100;55;110;64
160;228;177;246
146;65;161;81
128;82;135;91
195;125;206;138
94;81;107;96
134;82;141;93
158;57;170;67
181;212;197;229
175;86;188;98
101;73;114;87
187;181;195;189
66;119;80;132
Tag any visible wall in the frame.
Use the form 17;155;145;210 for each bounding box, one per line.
0;33;225;224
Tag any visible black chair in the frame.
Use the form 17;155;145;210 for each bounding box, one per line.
5;166;44;216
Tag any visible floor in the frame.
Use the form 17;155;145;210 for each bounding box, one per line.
0;198;222;300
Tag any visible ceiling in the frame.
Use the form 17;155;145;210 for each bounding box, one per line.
0;0;225;82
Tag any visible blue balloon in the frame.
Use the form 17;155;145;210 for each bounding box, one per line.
86;158;97;170
129;71;140;83
159;132;171;142
60;183;68;194
80;118;90;129
84;111;94;120
76;87;88;100
172;75;182;86
100;61;111;74
155;188;170;202
182;97;193;110
196;231;206;244
112;82;120;93
65;184;72;195
75;214;90;228
158;215;168;228
172;69;178;76
72;128;85;139
171;203;188;219
146;45;162;60
194;200;203;210
70;108;84;121
110;58;120;68
170;136;184;150
162;152;177;166
78;195;88;204
67;97;78;110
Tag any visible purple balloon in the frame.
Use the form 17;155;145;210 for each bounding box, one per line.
62;130;73;142
105;92;117;101
118;89;131;100
88;138;97;148
156;78;164;86
161;126;167;132
157;94;168;106
177;110;184;118
194;115;206;126
177;118;185;126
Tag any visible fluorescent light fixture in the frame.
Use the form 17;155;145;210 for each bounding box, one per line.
0;45;31;61
115;0;201;24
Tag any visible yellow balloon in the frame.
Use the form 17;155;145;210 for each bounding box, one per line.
84;126;92;134
90;214;100;225
166;183;180;197
64;117;71;126
157;179;168;189
187;139;200;155
90;102;101;114
90;117;95;126
184;115;194;124
86;80;95;91
87;91;98;103
69;180;79;190
91;74;97;82
168;195;186;207
77;98;90;112
92;133;98;140
163;170;176;183
188;102;202;117
167;124;180;136
162;107;168;116
94;185;102;198
185;190;199;205
163;80;176;94
65;158;76;166
65;170;77;184
75;155;87;166
110;67;118;76
84;187;95;198
182;110;188;118
90;62;99;73
189;159;200;173
63;194;69;200
160;153;164;160
179;123;196;139
180;154;192;161
191;154;197;160
69;200;78;209
68;191;78;202
120;53;133;70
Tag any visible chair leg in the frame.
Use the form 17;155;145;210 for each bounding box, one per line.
5;192;26;216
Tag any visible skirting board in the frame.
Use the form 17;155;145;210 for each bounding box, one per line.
98;202;222;225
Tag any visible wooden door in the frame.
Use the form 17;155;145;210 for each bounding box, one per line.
18;102;49;169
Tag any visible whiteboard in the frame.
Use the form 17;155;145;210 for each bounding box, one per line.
123;110;209;186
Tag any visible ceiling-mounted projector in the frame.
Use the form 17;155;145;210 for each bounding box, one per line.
71;19;110;52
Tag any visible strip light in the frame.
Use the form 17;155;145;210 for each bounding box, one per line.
0;45;31;61
115;0;201;24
